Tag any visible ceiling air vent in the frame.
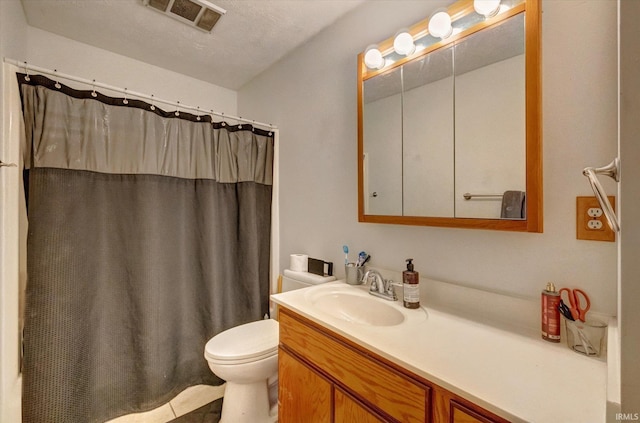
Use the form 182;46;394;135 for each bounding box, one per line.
143;0;226;33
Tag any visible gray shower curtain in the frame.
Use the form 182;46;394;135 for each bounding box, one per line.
19;74;274;423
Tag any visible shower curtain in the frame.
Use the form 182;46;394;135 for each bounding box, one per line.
18;74;274;423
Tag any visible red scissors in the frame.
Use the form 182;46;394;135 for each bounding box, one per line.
559;288;591;322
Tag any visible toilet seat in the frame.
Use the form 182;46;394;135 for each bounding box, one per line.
205;319;279;365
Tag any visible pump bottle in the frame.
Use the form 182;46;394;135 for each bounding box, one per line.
541;282;561;342
402;259;420;309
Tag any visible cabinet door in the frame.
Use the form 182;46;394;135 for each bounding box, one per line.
278;347;332;423
335;388;386;423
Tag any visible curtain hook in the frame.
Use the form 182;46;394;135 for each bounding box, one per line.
175;101;180;117
54;70;61;89
221;112;226;126
238;116;243;129
196;106;201;121
91;79;97;98
123;88;128;105
23;62;30;81
150;94;156;111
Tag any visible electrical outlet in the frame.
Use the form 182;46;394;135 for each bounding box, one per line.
587;207;603;218
587;220;603;230
576;196;615;242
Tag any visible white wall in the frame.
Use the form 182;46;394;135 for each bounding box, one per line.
238;0;618;314
25;27;237;115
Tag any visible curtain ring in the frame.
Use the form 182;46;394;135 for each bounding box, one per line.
54;70;61;89
196;106;201;121
23;62;30;82
91;80;97;98
123;88;128;105
221;112;226;126
175;101;180;117
150;95;156;111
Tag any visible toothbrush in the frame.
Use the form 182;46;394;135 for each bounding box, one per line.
357;251;367;267
343;245;349;265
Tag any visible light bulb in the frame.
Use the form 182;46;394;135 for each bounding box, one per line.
428;11;453;39
364;45;385;70
474;0;501;17
393;30;415;56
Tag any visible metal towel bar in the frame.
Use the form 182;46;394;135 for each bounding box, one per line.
463;193;504;200
582;158;620;232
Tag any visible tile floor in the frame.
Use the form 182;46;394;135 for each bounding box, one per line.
106;384;226;423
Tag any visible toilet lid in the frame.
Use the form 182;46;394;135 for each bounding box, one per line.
205;319;279;363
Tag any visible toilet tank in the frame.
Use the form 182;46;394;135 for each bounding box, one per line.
281;269;336;292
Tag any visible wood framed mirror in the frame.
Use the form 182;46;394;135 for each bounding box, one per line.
357;0;541;232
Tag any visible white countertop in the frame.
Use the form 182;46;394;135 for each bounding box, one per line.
271;280;608;423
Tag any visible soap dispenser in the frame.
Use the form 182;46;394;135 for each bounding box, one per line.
402;259;420;309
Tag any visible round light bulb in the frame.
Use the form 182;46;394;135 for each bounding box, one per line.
428;11;453;39
364;46;385;70
393;31;415;56
474;0;501;17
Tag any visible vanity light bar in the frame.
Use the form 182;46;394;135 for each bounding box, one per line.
364;0;521;71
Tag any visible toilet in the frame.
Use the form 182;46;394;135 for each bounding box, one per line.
204;270;335;423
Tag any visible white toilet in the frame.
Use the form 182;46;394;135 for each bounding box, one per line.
204;270;335;423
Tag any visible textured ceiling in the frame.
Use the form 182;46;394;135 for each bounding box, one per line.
20;0;366;90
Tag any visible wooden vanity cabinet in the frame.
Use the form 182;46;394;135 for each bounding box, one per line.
278;307;511;423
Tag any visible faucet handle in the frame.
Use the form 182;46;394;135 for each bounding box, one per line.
388;281;403;299
386;280;399;300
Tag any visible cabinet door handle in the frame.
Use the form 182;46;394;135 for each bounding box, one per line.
0;160;17;168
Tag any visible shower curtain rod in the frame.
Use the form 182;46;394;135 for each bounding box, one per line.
4;58;277;130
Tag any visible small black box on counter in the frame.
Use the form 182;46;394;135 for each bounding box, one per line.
307;258;333;277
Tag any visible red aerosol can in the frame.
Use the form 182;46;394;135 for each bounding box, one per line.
541;282;561;342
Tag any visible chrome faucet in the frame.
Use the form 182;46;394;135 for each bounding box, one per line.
363;269;397;301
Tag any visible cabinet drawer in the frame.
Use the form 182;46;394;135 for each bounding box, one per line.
279;309;429;423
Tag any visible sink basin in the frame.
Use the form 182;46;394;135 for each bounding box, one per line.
311;291;404;326
304;283;427;327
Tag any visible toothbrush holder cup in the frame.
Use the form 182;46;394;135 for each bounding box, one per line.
345;264;364;285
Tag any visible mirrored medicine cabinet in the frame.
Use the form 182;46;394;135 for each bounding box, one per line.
357;0;542;232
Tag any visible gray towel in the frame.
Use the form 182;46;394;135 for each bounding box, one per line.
501;190;526;219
